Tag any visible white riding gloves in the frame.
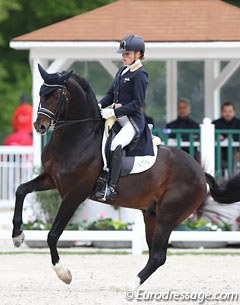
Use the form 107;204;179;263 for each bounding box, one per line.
101;108;115;119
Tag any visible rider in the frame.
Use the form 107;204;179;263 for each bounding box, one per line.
95;34;154;200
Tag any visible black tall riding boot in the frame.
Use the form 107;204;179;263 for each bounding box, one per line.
95;145;122;200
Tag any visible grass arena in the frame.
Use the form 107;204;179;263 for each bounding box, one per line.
1;247;240;305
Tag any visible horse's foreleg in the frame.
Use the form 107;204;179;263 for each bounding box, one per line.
12;173;54;247
47;194;86;284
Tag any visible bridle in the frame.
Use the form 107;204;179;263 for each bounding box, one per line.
37;85;103;130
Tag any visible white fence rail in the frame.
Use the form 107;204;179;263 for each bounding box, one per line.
1;230;240;255
0;146;34;208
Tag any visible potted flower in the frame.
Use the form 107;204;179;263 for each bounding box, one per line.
172;217;232;248
174;218;232;232
86;216;133;248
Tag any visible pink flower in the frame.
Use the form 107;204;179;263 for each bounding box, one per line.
28;215;36;223
212;218;219;224
81;211;89;221
98;212;107;219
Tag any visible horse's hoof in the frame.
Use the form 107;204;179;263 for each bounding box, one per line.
130;276;141;292
52;263;72;284
13;232;25;248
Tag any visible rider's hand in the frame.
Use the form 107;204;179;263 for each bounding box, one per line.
114;103;122;109
98;103;102;110
101;108;115;119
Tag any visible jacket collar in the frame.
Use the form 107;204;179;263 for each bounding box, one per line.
129;59;142;72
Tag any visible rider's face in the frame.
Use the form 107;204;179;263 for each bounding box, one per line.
122;51;135;65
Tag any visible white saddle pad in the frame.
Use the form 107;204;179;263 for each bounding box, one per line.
101;128;160;175
129;144;158;174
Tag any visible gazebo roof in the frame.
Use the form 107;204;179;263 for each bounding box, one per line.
12;0;240;43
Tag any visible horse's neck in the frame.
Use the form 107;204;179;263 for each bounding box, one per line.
65;80;99;120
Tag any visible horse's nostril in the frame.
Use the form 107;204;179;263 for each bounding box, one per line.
40;125;46;131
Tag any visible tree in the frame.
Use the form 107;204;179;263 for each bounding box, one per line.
224;0;240;7
0;0;115;143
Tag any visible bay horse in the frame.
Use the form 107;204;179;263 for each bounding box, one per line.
13;65;211;286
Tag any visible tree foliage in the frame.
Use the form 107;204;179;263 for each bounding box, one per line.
0;0;239;142
0;0;115;143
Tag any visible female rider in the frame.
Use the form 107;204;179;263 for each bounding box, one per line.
95;34;153;200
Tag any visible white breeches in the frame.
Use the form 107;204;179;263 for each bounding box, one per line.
111;116;136;151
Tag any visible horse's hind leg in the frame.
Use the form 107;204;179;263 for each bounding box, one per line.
137;187;204;285
12;173;54;247
143;213;156;255
137;220;170;286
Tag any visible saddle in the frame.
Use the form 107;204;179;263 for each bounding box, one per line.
102;119;160;176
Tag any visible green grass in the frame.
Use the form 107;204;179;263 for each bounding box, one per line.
0;250;130;255
167;251;240;256
1;250;240;256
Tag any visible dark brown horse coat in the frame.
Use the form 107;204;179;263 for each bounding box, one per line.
12;66;211;286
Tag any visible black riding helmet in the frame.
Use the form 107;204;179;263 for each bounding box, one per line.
117;34;145;58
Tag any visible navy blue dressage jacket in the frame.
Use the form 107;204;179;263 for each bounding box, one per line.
99;63;154;156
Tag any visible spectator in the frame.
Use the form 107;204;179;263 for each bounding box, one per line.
165;98;199;160
212;102;240;141
12;94;33;133
166;98;199;138
4;130;33;146
212;102;240;175
4;94;33;146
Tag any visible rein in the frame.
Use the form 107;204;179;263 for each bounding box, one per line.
53;117;103;130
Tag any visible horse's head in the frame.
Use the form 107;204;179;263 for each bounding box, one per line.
34;64;72;134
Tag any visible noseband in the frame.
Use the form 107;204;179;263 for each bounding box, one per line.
37;86;103;130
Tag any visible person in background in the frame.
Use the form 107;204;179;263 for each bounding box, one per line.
3;130;33;146
12;94;33;133
165;98;199;160
165;98;199;138
4;94;33;146
212;102;240;176
212;102;240;141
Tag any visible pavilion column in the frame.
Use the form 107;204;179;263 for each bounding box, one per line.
204;59;221;120
98;59;118;77
204;59;240;120
166;59;178;122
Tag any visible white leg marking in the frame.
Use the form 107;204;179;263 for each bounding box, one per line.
13;232;25;248
133;275;141;292
52;262;72;284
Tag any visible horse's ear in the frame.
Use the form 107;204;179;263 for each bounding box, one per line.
60;70;73;83
38;64;49;81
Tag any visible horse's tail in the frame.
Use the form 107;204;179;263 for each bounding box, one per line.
205;172;240;204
